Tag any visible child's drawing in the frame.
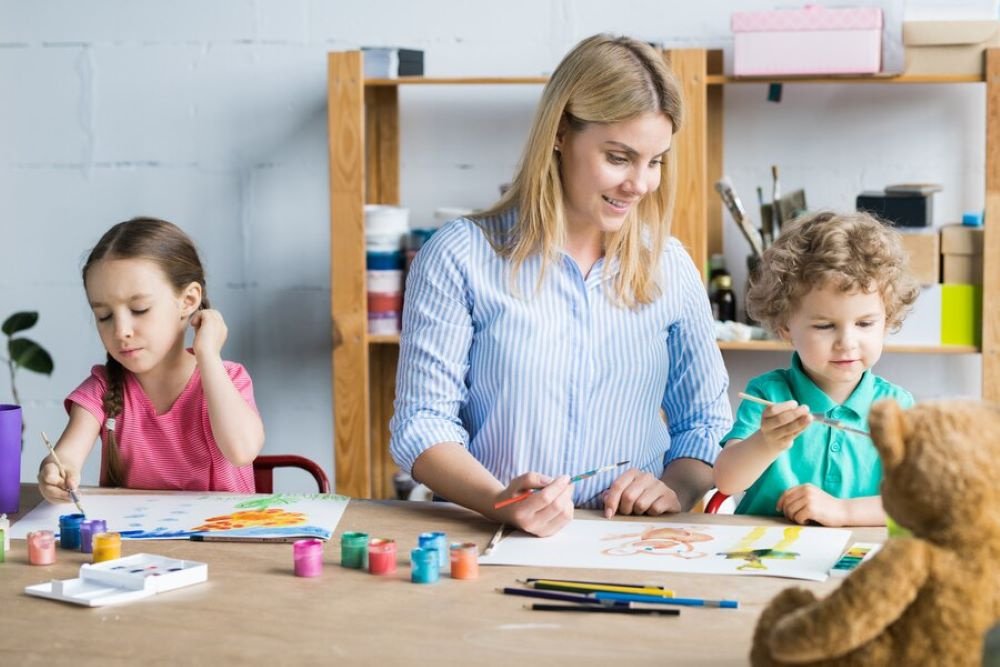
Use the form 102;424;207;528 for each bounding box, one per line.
478;518;851;581
11;493;350;541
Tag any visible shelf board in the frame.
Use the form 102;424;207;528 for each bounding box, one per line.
368;334;401;345
719;340;979;355
365;76;548;87
707;73;984;85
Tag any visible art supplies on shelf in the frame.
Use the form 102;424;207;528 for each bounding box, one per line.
829;542;882;578
25;553;207;607
361;47;424;78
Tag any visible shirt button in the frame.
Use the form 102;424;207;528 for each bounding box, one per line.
830;442;842;452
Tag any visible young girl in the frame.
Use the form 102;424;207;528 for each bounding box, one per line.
714;211;919;527
38;217;265;500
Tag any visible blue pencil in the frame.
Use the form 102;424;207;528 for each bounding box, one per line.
594;591;739;609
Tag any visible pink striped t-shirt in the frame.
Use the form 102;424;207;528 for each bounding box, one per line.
66;362;257;492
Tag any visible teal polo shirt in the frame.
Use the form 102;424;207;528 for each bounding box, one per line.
722;353;913;517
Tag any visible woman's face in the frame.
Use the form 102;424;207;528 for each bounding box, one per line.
556;111;672;238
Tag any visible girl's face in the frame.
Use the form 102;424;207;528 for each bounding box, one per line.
85;258;200;376
556;111;672;239
779;281;887;403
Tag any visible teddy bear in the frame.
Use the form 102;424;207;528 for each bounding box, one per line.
750;398;1000;666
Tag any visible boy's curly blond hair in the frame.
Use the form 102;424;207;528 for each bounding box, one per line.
747;210;920;334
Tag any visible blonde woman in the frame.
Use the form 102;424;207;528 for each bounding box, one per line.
390;34;731;536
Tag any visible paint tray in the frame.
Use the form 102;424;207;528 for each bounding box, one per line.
24;553;208;607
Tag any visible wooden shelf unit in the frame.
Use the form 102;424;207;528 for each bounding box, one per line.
328;49;999;499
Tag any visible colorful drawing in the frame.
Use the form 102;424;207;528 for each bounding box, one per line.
478;518;851;581
10;493;350;541
601;525;713;559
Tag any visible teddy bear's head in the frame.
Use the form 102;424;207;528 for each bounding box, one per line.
868;399;1000;545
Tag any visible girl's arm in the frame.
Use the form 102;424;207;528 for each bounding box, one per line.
714;401;811;495
412;442;574;537
37;405;101;503
192;310;265;466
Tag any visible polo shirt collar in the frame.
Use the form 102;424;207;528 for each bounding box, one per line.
787;352;875;418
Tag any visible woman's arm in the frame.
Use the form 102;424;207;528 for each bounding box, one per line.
37;405;101;502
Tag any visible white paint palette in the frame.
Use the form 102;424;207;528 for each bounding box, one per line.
25;553;208;607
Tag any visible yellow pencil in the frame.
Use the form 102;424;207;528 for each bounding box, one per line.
40;431;86;515
523;579;675;597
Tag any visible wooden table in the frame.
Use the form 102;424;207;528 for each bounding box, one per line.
0;485;885;666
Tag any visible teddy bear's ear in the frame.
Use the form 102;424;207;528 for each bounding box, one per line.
869;398;907;467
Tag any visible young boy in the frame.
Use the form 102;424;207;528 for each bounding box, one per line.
714;211;920;526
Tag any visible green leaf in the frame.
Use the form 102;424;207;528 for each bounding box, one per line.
8;337;54;375
2;311;38;336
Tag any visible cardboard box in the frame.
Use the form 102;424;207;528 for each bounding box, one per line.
903;21;1000;76
940;224;984;255
943;254;983;284
899;230;940;285
889;284;941;346
732;6;882;76
941;284;982;347
940;223;984;284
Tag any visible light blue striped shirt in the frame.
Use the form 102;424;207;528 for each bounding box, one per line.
389;209;732;508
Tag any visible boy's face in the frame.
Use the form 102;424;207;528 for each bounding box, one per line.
778;281;886;403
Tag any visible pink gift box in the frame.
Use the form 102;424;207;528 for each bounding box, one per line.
733;5;883;76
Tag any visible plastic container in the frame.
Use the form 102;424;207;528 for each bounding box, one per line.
80;519;107;554
59;513;86;550
449;542;479;580
27;530;56;565
293;538;324;577
368;538;397;575
92;532;122;563
340;531;369;569
410;547;440;584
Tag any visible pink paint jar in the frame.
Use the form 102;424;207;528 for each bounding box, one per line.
27;530;56;565
368;538;397;575
293;538;324;577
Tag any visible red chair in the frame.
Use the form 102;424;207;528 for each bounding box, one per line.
704;490;731;514
252;455;331;494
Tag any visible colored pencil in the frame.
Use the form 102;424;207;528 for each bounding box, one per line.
594;591;739;609
40;431;86;516
493;461;630;509
524;577;671;591
525;603;680;616
524;580;675;597
737;393;871;438
498;587;620;606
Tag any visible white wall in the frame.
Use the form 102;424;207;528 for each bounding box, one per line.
0;0;982;492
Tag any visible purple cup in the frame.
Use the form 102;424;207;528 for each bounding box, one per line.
0;405;22;514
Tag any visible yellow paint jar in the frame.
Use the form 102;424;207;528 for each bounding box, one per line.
92;532;122;563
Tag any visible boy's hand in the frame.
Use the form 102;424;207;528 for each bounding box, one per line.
190;309;228;359
602;468;681;518
37;460;80;504
777;483;847;526
759;401;812;452
493;472;574;537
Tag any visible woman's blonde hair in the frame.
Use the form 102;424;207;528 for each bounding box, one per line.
747;211;920;334
474;33;683;308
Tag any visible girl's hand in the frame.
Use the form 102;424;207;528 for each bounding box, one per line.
190;309;228;360
777;484;846;526
759;401;812;452
493;472;573;537
602;468;681;518
37;460;80;504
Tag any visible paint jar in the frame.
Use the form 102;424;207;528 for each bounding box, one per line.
59;513;86;550
27;530;56;565
340;531;369;569
410;547;439;584
449;542;479;580
79;519;107;554
293;538;324;577
368;538;397;575
0;528;5;563
92;532;121;563
418;531;448;570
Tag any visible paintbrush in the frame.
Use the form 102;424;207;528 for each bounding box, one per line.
771;165;783;237
40;431;86;515
737;393;871;438
715;177;764;258
481;523;506;556
493;461;630;510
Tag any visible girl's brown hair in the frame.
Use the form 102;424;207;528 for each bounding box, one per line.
82;217;208;486
746;210;920;334
474;33;683;308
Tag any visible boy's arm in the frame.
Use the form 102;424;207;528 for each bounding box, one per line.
779;488;886;527
714;432;784;495
37;405;101;502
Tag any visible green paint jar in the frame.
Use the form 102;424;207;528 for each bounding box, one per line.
340;531;369;569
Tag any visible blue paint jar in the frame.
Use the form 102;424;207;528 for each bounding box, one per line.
410;547;439;584
80;519;107;553
58;513;86;550
418;531;448;570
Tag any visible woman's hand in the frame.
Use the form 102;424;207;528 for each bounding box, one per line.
190;309;228;360
602;468;681;518
37;459;79;504
493;472;574;537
